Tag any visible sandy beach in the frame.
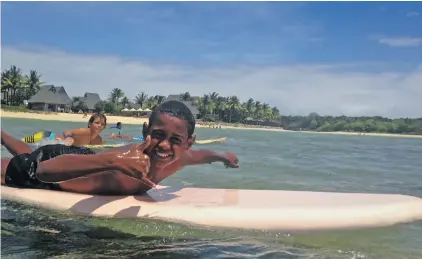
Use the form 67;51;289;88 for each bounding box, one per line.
1;110;421;139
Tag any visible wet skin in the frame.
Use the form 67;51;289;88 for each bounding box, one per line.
60;117;106;146
0;114;239;195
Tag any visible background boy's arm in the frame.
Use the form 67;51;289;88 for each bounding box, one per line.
184;150;239;168
61;128;90;145
63;128;90;138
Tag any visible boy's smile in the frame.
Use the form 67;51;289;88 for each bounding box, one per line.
153;146;174;160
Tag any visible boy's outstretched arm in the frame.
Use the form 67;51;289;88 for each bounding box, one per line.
1;130;33;155
184;149;239;168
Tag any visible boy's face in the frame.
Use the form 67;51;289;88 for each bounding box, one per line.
143;113;194;168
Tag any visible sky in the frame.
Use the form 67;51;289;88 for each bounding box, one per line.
1;1;422;118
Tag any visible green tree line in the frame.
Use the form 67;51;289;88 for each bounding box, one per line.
1;65;44;106
280;113;422;134
104;89;281;123
2;66;421;134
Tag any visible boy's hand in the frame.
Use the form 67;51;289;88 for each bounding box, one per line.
113;136;155;188
223;152;239;168
63;137;74;146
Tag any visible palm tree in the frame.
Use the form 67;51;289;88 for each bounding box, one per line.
214;96;227;121
271;107;280;120
202;94;211;115
180;92;191;102
145;96;157;109
134;92;148;108
194;97;204;117
245;98;255;117
24;70;44;100
121;96;130;108
209;92;219;102
254;101;262;119
153;95;166;105
227;95;241;123
262;103;272;120
1;70;12;105
1;66;24;105
109;88;125;104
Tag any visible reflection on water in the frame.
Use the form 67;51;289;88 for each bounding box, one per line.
2;200;421;259
1;201;310;259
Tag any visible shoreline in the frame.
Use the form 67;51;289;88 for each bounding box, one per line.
1;110;421;139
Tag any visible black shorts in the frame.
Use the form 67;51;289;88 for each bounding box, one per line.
5;144;96;190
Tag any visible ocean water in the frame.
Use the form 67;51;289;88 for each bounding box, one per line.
1;117;422;259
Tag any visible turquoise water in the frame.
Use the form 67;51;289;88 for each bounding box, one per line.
1;117;422;258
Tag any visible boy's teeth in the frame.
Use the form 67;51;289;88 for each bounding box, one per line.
156;151;171;158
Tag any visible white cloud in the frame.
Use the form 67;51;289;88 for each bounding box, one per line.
405;11;420;18
378;37;422;47
2;46;422;118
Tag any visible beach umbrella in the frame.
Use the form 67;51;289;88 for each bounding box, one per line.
143;108;152;112
130;108;136;111
137;107;144;112
122;108;129;112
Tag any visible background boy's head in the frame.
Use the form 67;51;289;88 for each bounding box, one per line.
88;113;107;131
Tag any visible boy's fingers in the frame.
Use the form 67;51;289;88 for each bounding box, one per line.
137;135;151;152
141;177;156;189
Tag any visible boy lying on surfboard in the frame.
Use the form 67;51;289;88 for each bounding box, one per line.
59;113;107;146
0;100;239;195
107;122;123;139
22;113;107;146
105;122;143;141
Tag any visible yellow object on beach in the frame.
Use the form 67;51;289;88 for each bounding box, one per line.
195;137;227;145
21;131;45;144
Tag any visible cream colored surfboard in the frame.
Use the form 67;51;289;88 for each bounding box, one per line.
2;186;422;231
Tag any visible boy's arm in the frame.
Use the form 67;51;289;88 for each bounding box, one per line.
36;152;117;183
35;142;156;187
0;130;33;155
184;150;239;168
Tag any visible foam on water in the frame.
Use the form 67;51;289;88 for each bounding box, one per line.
35;138;67;147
